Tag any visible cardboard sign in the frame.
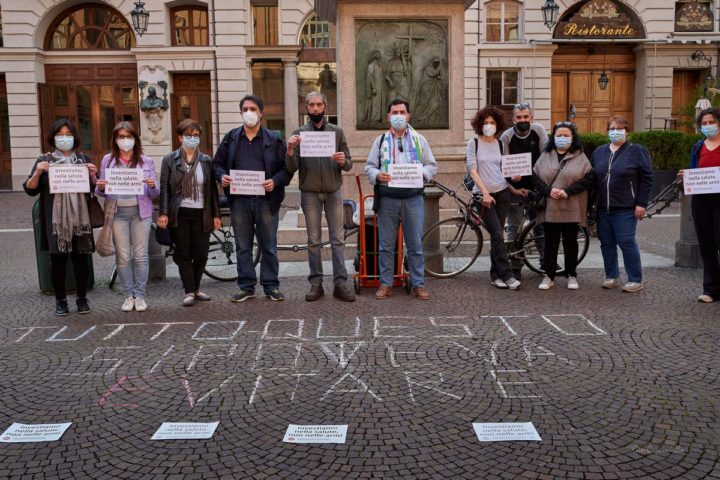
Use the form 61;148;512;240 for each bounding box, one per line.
501;153;532;177
151;422;219;440
684;167;720;195
472;422;541;442
106;168;144;195
388;164;424;189
299;131;335;157
49;165;90;193
283;424;348;444
0;422;72;443
229;170;265;195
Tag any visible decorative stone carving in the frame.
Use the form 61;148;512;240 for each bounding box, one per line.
138;80;169;144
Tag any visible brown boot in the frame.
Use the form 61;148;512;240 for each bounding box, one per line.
305;284;324;302
333;285;356;302
375;285;392;299
411;286;430;300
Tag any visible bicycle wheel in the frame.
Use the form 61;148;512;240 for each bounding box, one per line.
519;221;590;276
204;225;238;282
422;216;482;278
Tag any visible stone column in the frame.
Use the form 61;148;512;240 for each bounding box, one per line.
674;193;702;268
283;59;299;136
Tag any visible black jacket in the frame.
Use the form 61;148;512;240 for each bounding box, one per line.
590;142;654;209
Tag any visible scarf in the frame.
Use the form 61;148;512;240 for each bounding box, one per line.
379;126;423;170
180;149;200;202
50;151;91;253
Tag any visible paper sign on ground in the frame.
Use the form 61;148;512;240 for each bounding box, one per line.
283;424;348;444
683;167;720;195
151;422;219;440
49;165;90;193
105;168;144;195
0;422;72;443
229;169;265;195
472;422;541;442
388;164;424;188
501;152;532;178
299;131;335;157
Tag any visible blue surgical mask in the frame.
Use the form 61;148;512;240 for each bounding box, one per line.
182;135;200;150
701;124;719;138
608;129;626;143
554;136;572;149
390;114;407;130
54;135;74;152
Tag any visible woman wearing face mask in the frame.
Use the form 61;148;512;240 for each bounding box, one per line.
96;122;159;312
157;119;221;306
23;118;98;316
682;107;720;302
590;115;653;293
533;122;593;290
466;106;521;290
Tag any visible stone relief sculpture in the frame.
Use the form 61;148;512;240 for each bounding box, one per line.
139;80;169;144
363;50;384;124
413;56;445;125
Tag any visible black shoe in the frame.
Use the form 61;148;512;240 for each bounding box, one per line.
266;289;285;301
231;291;256;303
76;297;90;314
305;284;324;302
333;285;356;302
55;299;69;316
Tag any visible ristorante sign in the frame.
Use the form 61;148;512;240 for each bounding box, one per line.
554;0;645;40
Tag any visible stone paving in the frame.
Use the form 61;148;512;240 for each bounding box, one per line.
0;192;719;479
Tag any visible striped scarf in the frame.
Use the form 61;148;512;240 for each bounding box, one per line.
379;126;423;171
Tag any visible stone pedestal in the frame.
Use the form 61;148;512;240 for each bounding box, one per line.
423;186;445;274
675;193;702;268
148;214;166;282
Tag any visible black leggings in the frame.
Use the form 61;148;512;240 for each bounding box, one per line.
171;207;210;294
542;222;579;280
50;252;90;301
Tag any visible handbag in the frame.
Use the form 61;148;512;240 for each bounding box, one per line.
87;192;105;229
95;197;117;257
154;223;174;247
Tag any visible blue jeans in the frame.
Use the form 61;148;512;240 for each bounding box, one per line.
377;195;425;288
112;206;152;298
301;189;347;286
596;208;642;282
230;196;279;294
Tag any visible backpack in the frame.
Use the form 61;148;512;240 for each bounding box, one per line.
464;138;504;192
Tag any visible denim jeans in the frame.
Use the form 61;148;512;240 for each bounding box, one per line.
596;208;642;282
230;196;279;294
112;206;151;298
377;194;424;288
482;188;514;282
301;189;347;286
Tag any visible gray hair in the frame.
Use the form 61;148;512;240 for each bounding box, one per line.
305;91;327;107
512;102;533;115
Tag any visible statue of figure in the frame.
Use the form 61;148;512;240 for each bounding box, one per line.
140;86;168;111
363;50;383;124
385;46;410;101
413;56;444;124
317;64;336;93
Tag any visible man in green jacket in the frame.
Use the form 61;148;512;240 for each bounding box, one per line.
286;91;355;302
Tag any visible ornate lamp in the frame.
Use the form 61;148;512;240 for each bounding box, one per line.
598;47;609;91
541;0;560;30
130;1;150;37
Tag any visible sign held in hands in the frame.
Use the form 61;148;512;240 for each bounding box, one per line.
684;167;720;195
229;170;266;195
299;131;335;157
49;165;90;193
106;168;144;195
501;153;532;178
388;164;424;188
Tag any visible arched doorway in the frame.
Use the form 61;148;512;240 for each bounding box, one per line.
40;4;138;164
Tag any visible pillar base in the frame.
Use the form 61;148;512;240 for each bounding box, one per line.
674;240;702;269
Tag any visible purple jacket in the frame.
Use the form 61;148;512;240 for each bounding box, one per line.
96;154;160;219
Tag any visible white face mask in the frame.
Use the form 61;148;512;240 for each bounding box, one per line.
482;124;497;137
116;138;135;152
242;111;260;128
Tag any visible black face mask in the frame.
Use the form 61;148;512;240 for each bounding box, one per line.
308;111;325;124
515;121;531;133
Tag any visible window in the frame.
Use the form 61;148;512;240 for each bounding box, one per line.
485;1;520;42
171;6;209;46
299;14;335;48
46;5;135;49
486;70;518;106
675;1;714;32
252;3;278;46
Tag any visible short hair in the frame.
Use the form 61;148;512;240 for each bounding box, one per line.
545;121;583;153
47;118;81;151
470;106;506;136
176;119;202;136
387;98;410;113
607;115;631;132
239;94;264;113
513;102;533;116
695;107;720;128
305;91;327;107
110;121;144;167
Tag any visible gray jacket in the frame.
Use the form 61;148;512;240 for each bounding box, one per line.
286;122;352;193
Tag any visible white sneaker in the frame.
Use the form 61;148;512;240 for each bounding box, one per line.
121;296;134;312
697;294;714;303
567;277;579;290
622;282;644;292
134;298;147;312
602;278;620;289
491;279;509;289
538;276;554;290
182;293;196;306
506;278;521;290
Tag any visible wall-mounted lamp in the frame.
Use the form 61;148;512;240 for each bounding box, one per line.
130;1;150;37
541;0;560;30
598;47;609;91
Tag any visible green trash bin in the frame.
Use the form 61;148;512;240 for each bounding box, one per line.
32;199;95;294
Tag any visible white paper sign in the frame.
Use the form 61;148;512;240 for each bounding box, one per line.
0;422;72;443
472;422;541;442
229;169;265;195
49;165;90;193
106;168;144;195
283;424;348;444
684;167;720;195
299;131;336;157
501;153;533;177
151;422;219;440
388;164;424;188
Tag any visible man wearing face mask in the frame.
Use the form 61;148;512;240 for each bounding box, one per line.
286;92;355;302
213;94;293;302
364;98;438;300
499;103;549;278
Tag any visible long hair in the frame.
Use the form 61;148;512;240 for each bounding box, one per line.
46;118;81;151
545;122;583;153
110;121;144;168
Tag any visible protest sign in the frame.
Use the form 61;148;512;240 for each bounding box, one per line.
283;424;348;444
0;422;72;443
501;153;532;177
106;168;144;195
683;167;720;195
151;422;219;440
388;164;424;188
229;170;265;195
49;165;89;193
299;131;335;157
472;422;541;442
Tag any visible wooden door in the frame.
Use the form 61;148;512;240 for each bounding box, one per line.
551;72;569;125
0;76;11;189
672;70;702;133
171;73;213;156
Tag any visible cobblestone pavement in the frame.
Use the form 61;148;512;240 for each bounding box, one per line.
0;193;719;479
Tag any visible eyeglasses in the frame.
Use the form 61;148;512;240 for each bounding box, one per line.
183;134;201;139
555;121;576;128
117;135;133;140
397;141;404;152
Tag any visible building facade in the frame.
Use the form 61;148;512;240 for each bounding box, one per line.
0;0;717;189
